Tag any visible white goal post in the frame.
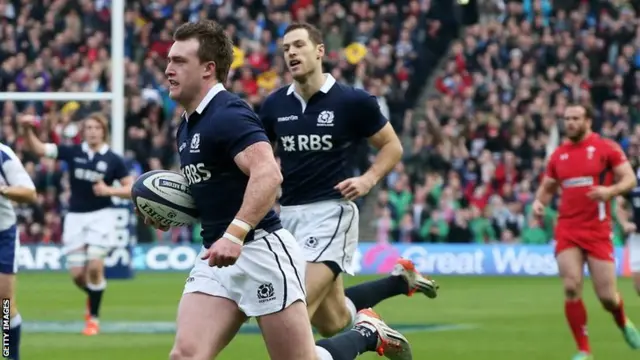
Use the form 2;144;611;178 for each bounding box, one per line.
0;0;126;154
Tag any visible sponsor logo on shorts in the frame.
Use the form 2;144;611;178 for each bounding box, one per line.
257;283;275;303
304;237;319;249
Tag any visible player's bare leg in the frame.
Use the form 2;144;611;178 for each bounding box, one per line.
170;293;246;360
557;247;591;359
83;246;108;336
634;271;640;296
315;308;412;360
0;274;21;360
66;248;91;324
588;256;640;349
258;300;318;360
312;275;354;337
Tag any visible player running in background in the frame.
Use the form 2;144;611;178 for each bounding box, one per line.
533;104;640;360
19;112;133;336
615;149;640;295
259;22;438;338
0;142;37;360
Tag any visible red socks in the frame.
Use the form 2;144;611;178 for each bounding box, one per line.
565;299;590;353
606;296;627;329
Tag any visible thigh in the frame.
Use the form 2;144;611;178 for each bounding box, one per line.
311;275;351;332
0;225;19;275
290;201;359;275
257;300;317;360
173;292;247;359
556;246;586;294
305;262;335;318
232;229;307;317
62;212;87;254
0;273;15;301
587;255;618;300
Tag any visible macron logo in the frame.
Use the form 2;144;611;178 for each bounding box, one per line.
277;115;298;122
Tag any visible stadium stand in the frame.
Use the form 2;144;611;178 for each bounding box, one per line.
374;0;640;244
0;0;456;244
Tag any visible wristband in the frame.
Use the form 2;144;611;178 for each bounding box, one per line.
223;232;244;246
231;218;253;232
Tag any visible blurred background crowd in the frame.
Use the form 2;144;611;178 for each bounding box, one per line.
1;0;639;246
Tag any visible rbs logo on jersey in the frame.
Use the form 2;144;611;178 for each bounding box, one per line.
181;163;212;184
280;135;333;152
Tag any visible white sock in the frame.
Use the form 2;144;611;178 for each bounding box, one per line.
11;313;22;329
344;297;357;327
86;279;107;291
315;345;334;360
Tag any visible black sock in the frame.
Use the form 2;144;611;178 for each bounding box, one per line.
8;314;22;360
86;283;106;319
344;276;408;310
315;324;378;359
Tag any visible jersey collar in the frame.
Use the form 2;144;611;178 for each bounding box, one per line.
81;142;109;156
183;83;226;121
286;73;336;96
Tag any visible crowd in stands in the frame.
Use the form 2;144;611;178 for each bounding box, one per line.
0;0;456;244
374;0;640;244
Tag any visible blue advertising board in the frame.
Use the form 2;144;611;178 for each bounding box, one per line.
17;243;629;276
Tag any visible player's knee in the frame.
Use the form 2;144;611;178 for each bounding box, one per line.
314;307;351;338
169;343;201;360
562;278;582;299
598;293;618;310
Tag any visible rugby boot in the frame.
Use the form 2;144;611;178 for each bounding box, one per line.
354;308;412;360
392;258;439;299
622;318;640;349
571;352;592;360
82;319;100;336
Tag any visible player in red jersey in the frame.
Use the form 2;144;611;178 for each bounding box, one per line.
534;104;640;360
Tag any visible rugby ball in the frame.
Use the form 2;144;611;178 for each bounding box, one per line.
131;170;199;227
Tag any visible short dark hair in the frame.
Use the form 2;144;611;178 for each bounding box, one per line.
283;23;323;45
173;20;233;83
568;104;595;120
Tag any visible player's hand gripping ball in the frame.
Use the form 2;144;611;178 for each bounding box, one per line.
131;170;199;231
201;237;242;268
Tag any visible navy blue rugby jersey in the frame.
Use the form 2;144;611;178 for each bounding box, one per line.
47;142;128;213
260;74;388;206
626;166;640;231
176;84;281;248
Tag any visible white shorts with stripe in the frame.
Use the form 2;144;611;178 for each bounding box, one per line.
183;228;307;317
628;233;640;272
280;199;359;275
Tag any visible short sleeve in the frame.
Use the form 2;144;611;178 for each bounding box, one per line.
604;139;627;168
49;144;75;161
112;155;129;180
258;95;277;143
217;106;270;159
351;90;388;138
1;147;35;189
545;154;558;180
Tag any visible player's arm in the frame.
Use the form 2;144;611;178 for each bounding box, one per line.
0;149;37;204
609;161;636;196
336;91;402;200
221;108;283;244
364;123;403;185
533;154;560;212
615;196;636;233
94;157;134;199
18;115;68;160
589;141;637;201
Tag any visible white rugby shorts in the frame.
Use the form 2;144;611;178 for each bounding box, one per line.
62;208;117;255
184;228;307;317
629;233;640;272
280;199;359;275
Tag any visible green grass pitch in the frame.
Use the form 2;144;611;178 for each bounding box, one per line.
15;273;640;359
